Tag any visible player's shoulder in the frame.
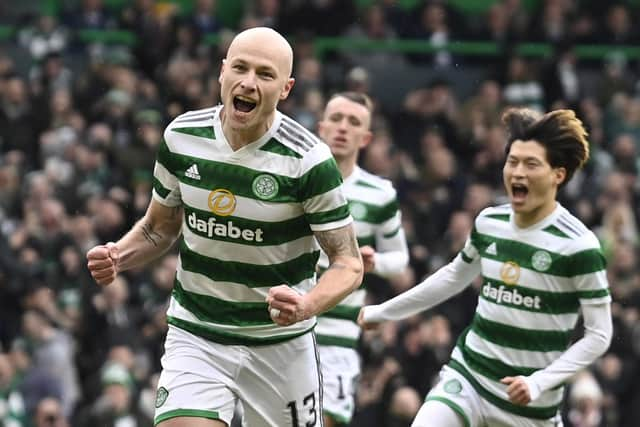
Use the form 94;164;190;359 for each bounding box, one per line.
272;112;325;160
163;106;220;147
553;206;600;250
352;167;397;198
168;106;220;128
476;203;512;223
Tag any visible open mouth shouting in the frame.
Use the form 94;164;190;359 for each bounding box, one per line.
233;95;257;114
511;183;528;204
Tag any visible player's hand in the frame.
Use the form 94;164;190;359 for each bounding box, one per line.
86;242;119;286
360;246;376;273
266;285;311;326
357;307;380;330
500;376;531;405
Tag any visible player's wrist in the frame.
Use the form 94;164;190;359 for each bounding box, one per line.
521;376;541;401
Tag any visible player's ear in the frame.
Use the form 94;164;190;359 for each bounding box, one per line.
554;167;566;186
280;77;295;100
359;131;373;149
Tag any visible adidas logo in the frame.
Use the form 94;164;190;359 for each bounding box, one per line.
486;242;497;256
185;164;201;180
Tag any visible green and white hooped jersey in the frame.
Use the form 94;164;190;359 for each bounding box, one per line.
316;166;403;349
452;203;610;420
152;106;352;345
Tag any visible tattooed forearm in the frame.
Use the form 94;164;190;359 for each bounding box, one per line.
314;225;360;259
141;222;162;247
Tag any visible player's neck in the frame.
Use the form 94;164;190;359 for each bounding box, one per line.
336;158;357;179
221;109;273;151
514;200;557;228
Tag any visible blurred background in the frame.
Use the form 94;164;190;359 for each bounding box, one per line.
0;0;639;426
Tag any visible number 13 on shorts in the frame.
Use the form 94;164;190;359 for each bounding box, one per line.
287;391;318;427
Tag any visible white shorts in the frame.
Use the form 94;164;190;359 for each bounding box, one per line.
413;366;563;427
318;345;360;424
154;325;322;427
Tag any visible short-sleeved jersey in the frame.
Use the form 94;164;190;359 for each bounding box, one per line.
451;203;611;420
316;166;404;348
152;106;352;345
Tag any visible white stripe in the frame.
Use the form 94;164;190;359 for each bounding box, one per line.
476;298;579;331
181;185;303;221
303;186;348;214
154;161;179;188
344;184;394;206
315;317;360;341
177;259;314;302
309;215;352;232
338;289;366;306
300;143;334;175
451;347;563;408
182;226;318;265
167;297;315;338
465;330;562;370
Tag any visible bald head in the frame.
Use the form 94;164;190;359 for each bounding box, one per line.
227;27;293;78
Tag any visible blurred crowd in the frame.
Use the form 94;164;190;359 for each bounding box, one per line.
0;0;640;426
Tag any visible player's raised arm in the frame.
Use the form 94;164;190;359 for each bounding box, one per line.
86;199;183;286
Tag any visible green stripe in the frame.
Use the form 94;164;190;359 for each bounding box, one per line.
382;225;401;239
542;224;570;238
184;205;312;246
424;397;471;427
153;409;220;426
259;138;302;158
305;205;351;225
172;279;272;326
486;213;510;222
180;241;318;287
168;316;313;345
471;231;606;276
460;250;473;264
457;329;538;380
156;139;173;171
172;126;216;140
153;176;171;198
480;278;580;314
299;157;345;201
448;359;559;419
471;314;571;352
577;289;610;299
160;146;340;203
323;408;352;424
348;199;398;224
315;334;358;349
354;179;381;190
155;409;220;426
321;305;360;322
357;235;375;247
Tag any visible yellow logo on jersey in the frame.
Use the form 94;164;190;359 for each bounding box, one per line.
500;261;520;285
208;189;236;216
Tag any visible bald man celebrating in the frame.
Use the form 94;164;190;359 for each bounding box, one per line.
86;27;363;427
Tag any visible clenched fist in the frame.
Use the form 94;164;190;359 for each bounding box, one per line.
86;242;119;286
266;285;311;326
